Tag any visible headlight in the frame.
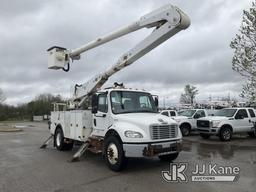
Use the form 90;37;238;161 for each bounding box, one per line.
124;130;143;138
212;120;221;128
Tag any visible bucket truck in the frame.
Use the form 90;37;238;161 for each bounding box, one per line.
42;4;190;171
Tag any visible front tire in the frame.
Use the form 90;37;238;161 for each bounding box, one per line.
158;153;179;161
104;136;127;172
219;127;232;141
180;124;191;136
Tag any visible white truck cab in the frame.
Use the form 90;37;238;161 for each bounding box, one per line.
50;88;182;171
161;110;178;117
197;108;256;141
172;109;208;136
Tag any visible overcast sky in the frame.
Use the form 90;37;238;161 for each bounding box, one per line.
0;0;252;106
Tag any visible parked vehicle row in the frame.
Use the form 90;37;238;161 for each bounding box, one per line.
161;109;208;136
160;107;256;141
197;107;256;141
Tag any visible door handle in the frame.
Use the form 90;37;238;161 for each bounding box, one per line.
249;119;251;123
95;114;106;118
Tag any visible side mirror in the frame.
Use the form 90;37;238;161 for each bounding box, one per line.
91;94;98;114
154;97;159;108
194;114;200;119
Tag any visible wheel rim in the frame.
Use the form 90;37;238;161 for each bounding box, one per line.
223;130;231;140
107;143;118;165
56;132;61;147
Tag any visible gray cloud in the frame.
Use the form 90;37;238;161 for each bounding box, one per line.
0;0;252;105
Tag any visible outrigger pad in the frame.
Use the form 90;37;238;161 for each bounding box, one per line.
40;135;53;149
70;142;90;162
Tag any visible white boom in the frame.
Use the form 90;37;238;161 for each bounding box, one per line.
47;4;190;107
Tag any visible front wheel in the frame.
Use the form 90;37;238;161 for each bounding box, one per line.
104;136;127;172
180;124;191;136
158;153;179;161
219;127;232;141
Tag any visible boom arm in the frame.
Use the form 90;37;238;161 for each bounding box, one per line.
47;4;190;107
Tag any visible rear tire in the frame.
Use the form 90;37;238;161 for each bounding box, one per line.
200;133;211;139
158;153;179;161
248;131;256;138
54;128;73;151
104;136;127;172
180;124;191;136
219;127;232;141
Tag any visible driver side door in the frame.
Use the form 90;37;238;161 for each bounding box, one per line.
192;110;206;129
234;109;251;132
93;93;111;136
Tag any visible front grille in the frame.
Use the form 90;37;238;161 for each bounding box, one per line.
150;124;177;140
197;120;210;128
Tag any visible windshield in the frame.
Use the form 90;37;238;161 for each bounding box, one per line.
215;109;237;117
110;91;157;114
178;109;196;117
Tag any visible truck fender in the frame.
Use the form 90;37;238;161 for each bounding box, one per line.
179;122;191;130
219;124;233;134
103;129;122;156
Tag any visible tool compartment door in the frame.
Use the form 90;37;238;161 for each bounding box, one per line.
69;111;76;139
74;110;93;141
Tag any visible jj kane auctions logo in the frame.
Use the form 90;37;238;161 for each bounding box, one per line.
162;163;240;182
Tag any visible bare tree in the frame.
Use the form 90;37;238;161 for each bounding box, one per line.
240;78;256;103
180;84;198;105
0;88;6;103
230;1;256;102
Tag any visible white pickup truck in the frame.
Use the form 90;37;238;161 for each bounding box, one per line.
172;109;208;136
160;110;178;117
197;108;256;141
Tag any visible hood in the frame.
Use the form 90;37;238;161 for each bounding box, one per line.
172;115;190;120
199;116;229;121
115;113;177;127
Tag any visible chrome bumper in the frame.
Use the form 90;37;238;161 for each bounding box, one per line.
123;140;182;158
197;127;219;135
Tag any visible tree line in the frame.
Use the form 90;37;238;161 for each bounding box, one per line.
0;93;64;121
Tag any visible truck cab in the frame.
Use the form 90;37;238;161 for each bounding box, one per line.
172;109;208;136
160;110;178;117
197;108;256;141
50;88;182;171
